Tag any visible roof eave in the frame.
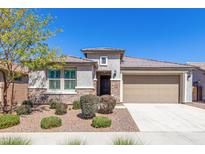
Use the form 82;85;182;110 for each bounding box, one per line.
120;66;196;71
52;61;98;67
81;48;125;59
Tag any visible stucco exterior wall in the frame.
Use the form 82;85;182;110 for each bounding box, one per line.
76;66;94;88
28;65;95;104
179;72;193;103
185;72;193;102
29;65;94;89
86;53;121;79
192;69;205;101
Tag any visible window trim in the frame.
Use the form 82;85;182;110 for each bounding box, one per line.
100;56;108;66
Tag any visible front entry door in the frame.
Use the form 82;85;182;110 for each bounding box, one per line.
100;75;111;95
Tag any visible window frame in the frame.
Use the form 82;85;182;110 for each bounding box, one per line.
64;69;77;90
100;56;108;66
47;68;77;91
48;69;61;90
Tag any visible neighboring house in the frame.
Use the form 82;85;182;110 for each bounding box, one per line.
188;62;205;102
29;48;195;104
0;65;28;105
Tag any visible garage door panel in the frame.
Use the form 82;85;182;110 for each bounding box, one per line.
123;75;179;103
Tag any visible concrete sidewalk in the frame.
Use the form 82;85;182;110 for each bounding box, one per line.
1;132;205;145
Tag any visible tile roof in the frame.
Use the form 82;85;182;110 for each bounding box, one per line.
121;56;194;68
188;62;205;71
56;55;96;63
81;47;125;59
81;47;125;53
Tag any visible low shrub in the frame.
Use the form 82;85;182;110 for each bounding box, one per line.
91;116;111;128
98;95;116;114
49;99;60;109
62;138;86;145
0;115;20;129
72;100;80;110
16;105;31;115
80;94;99;119
0;137;31;145
22;100;33;107
40;116;62;129
113;137;138;145
55;103;68;115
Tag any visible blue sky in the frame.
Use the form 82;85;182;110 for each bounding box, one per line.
38;9;205;63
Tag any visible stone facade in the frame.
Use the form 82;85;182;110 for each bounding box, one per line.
28;79;121;104
110;80;121;103
28;88;96;104
93;80;97;92
28;88;47;104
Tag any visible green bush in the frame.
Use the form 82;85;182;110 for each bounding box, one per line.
80;94;99;119
40;116;62;129
0;137;31;145
49;99;60;109
0;115;20;129
55;103;68;115
22;100;33;107
62;138;86;145
98;95;116;114
16;105;31;115
91;116;111;128
72;100;80;110
113;137;138;145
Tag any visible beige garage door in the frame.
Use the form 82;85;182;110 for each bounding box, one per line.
123;75;180;103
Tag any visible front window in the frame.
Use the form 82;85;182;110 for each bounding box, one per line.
64;69;76;90
48;70;61;90
100;56;108;65
48;69;76;90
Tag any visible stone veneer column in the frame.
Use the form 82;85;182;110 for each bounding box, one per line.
110;80;121;103
93;79;97;95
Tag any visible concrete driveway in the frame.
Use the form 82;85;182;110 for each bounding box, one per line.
124;103;205;132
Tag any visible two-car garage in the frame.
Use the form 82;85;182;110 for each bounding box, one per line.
123;75;180;103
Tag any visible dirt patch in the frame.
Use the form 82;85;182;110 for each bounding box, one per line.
0;105;139;132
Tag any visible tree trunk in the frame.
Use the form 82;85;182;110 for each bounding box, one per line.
10;81;15;114
1;71;10;114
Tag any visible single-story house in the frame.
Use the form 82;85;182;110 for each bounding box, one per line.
188;62;205;102
28;48;195;104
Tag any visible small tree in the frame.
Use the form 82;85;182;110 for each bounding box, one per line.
0;9;63;113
